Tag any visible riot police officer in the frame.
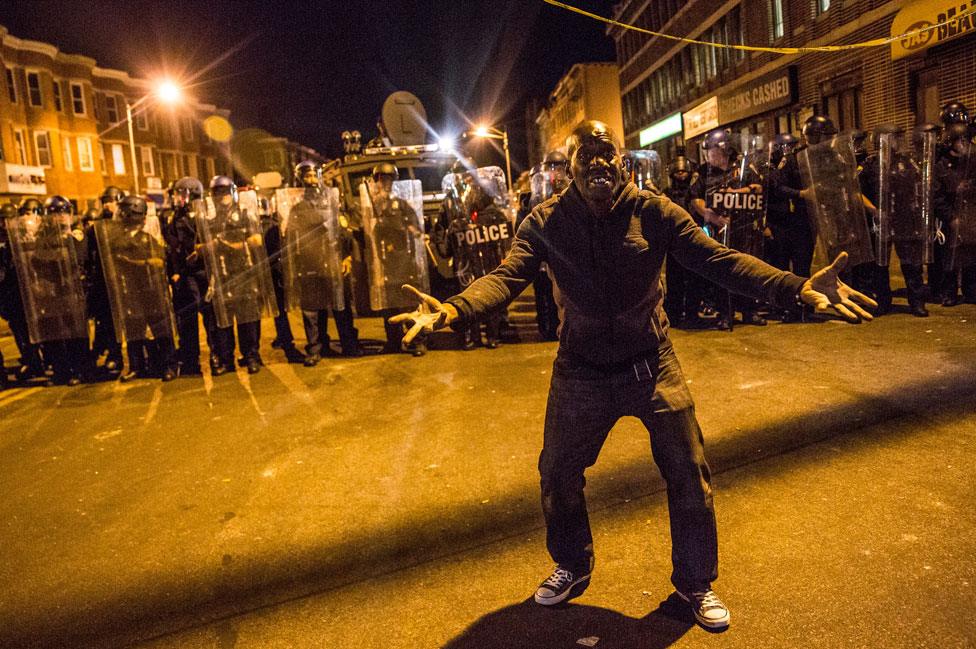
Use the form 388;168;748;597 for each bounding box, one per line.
663;152;705;327
691;129;766;329
1;202;34;387
858;125;928;316
367;163;427;356
107;196;177;381
934;121;976;305
288;160;363;365
532;150;571;340
87;186;125;375
930;102;970;298
161;177;212;376
204;175;266;374
41;195;92;385
764;132;815;321
261;189;305;364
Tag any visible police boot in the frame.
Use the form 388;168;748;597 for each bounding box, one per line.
909;300;929;318
283;344;306;364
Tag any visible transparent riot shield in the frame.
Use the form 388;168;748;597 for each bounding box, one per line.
6;213;88;343
94;218;175;343
194;198;279;328
530;168;553;208
623;149;663;191
876;131;929;267
916;128;937;265
702;137;765;257
359;178;429;310
950;152;976;271
276;187;344;312
441;169;516;287
798;136;874;267
144;201;163;243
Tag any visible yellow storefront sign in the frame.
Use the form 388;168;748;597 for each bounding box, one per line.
891;0;976;60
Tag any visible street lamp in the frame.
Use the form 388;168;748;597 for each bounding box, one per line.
125;79;183;195
469;124;512;188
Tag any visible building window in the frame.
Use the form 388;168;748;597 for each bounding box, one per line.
52;80;63;111
205;157;216;181
5;68;17;103
70;82;87;116
33;131;52;167
105;95;119;123
136;110;148;130
140;145;155;176
184;153;198;179
26;72;43;107
823;87;862;131
62;136;73;171
77;137;95;171
99;143;108;175
111;143;126;175
13;129;28;164
769;0;784;40
181;116;195;142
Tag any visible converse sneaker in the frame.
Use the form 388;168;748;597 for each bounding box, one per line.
676;588;730;629
534;565;591;606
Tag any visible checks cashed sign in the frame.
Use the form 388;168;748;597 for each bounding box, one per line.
891;0;976;60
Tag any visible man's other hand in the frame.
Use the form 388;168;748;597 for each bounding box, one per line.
799;252;877;322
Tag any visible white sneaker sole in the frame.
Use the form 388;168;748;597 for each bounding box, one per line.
675;591;731;629
534;573;591;606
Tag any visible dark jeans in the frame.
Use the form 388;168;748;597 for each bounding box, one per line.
767;223;813;278
172;274;207;371
302;307;358;356
540;345;717;591
214;320;260;366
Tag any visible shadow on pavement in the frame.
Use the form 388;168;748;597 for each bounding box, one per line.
443;594;694;649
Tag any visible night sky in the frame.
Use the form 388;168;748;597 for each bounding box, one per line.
0;0;615;174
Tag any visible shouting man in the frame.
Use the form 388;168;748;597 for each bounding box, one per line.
392;121;875;630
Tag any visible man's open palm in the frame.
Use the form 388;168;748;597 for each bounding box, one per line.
799;252;877;322
388;285;454;347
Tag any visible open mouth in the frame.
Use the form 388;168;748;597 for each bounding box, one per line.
587;170;613;188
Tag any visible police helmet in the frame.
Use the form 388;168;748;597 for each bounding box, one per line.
173;177;204;201
81;208;99;225
0;203;18;220
118;195;148;222
371;162;399;180
871;124;904;148
543;150;569;169
669;156;693;175
99;186;125;204
209;175;238;201
802;115;838;143
701;129;733;151
18;199;44;216
945;122;972;143
940;102;970;126
294;160;320;184
44;195;74;215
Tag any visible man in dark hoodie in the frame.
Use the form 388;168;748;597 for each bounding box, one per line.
391;121;875;631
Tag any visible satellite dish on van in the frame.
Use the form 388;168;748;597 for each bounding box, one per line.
381;91;428;146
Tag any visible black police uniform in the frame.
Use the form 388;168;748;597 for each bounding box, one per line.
663;171;706;326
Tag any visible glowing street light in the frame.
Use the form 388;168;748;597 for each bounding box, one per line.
126;79;184;194
469;124;512;188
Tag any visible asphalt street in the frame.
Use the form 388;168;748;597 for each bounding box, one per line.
1;296;974;648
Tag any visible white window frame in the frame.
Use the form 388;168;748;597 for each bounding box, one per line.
105;94;119;124
77;136;95;171
139;145;155;176
33;130;52;167
70;81;87;116
111;143;126;175
5;67;17;104
62;135;73;171
13;128;28;164
26;70;43;107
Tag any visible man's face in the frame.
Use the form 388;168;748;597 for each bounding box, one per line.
212;188;234;207
102;199;118;216
302;170;319;188
705;147;729;169
571;137;622;204
374;173;394;193
672;170;689;184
